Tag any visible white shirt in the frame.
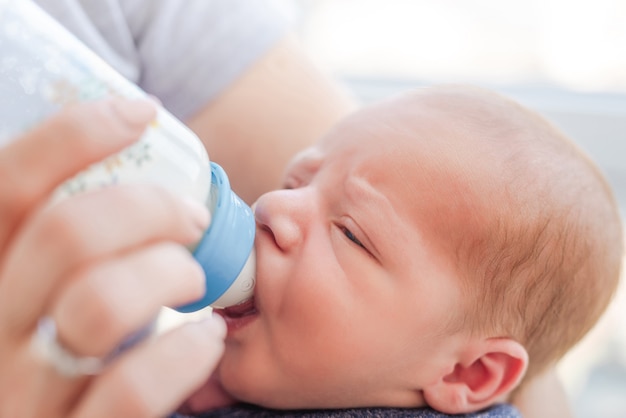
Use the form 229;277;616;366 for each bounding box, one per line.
34;0;289;119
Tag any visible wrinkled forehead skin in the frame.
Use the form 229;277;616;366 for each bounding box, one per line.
312;90;506;255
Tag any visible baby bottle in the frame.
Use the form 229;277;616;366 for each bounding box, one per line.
0;0;255;311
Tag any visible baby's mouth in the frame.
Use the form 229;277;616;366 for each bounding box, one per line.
216;297;257;318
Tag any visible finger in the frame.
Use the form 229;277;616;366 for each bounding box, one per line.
70;316;226;418
0;98;156;253
54;242;206;357
1;337;91;417
0;184;209;336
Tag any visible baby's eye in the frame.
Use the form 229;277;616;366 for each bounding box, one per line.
341;226;366;250
282;176;302;190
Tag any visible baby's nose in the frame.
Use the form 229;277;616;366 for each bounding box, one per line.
254;189;307;252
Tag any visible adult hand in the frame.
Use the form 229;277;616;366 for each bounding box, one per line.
0;98;226;418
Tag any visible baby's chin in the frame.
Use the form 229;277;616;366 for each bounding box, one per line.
217;369;307;410
219;374;427;411
180;372;237;413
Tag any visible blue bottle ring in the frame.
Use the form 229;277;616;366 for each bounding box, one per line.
176;162;256;313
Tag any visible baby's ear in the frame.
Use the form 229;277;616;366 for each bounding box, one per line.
422;338;528;414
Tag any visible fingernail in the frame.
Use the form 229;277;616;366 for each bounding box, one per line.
108;97;157;128
183;197;211;231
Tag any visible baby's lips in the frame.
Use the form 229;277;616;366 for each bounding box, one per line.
215;297;257;319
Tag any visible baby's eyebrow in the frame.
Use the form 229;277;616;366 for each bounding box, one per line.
343;176;397;262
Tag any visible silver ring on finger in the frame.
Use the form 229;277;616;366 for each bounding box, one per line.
29;316;111;378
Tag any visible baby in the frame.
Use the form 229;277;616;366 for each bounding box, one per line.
184;85;623;416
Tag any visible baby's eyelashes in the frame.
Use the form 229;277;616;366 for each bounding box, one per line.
282;179;296;190
341;226;366;250
336;218;378;261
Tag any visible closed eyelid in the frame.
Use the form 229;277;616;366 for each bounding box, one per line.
338;216;379;261
283;172;312;189
283;148;324;187
282;175;300;189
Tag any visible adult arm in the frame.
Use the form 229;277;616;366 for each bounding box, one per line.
185;35;357;204
36;0;357;205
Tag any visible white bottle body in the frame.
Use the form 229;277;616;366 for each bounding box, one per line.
0;0;255;311
0;0;211;206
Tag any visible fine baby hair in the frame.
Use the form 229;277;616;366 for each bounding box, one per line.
414;85;623;384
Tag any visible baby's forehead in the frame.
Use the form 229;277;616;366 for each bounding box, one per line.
319;97;478;164
324;93;529;196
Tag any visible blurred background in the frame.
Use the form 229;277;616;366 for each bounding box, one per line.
273;1;626;416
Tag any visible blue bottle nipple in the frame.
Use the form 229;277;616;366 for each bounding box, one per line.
176;162;256;312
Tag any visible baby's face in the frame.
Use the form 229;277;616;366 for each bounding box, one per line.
214;95;486;409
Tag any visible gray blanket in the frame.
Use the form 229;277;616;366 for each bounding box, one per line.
172;403;521;417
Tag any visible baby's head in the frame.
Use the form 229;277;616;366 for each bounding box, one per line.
209;85;623;414
423;88;623;379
